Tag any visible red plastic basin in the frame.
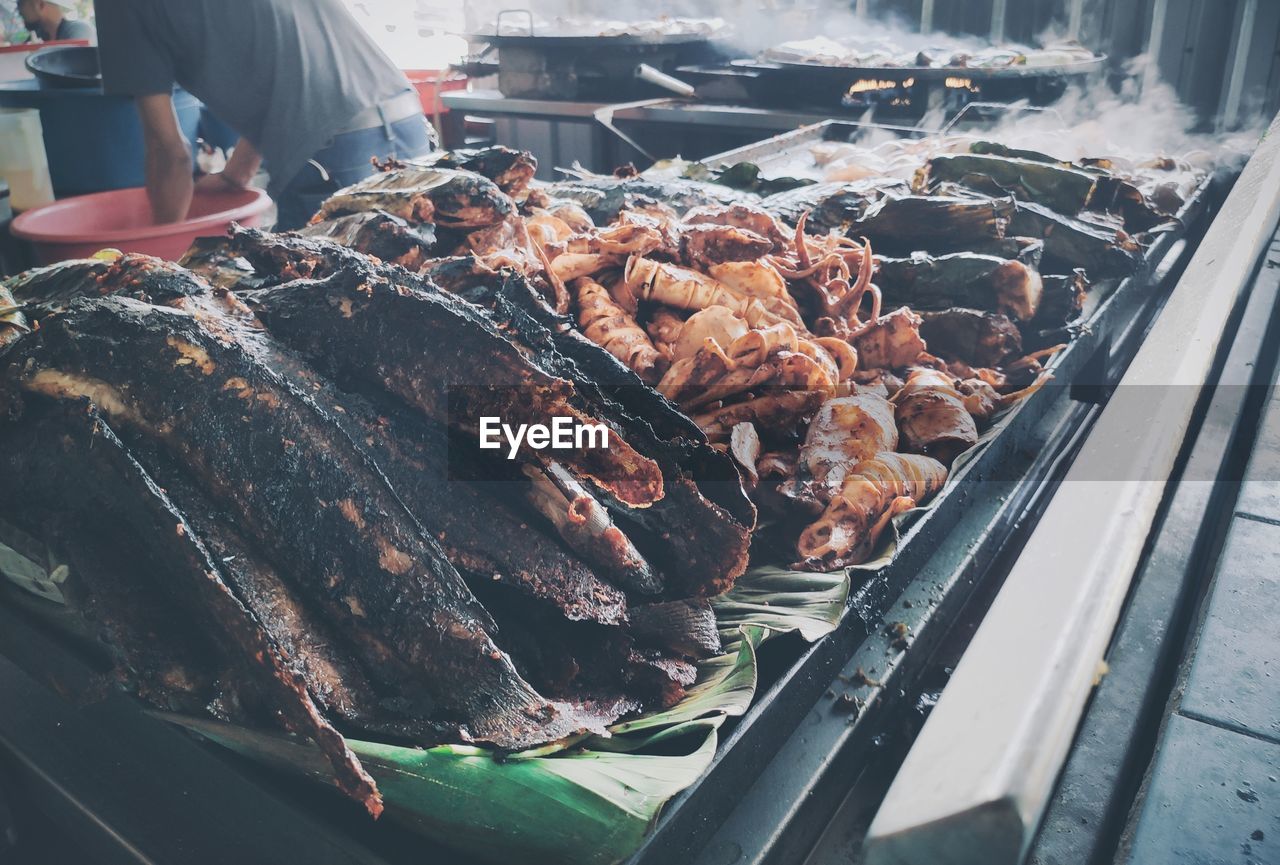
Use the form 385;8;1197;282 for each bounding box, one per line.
12;185;273;264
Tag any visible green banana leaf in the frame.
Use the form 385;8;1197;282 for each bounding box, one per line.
167;712;718;865
713;568;850;651
154;569;849;865
603;625;762;738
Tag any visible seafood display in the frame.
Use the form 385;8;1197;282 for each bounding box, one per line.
0;132;1202;822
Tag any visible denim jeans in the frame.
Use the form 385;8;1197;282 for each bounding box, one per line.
273;109;438;230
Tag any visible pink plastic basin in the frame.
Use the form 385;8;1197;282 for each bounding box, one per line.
12;185;273;264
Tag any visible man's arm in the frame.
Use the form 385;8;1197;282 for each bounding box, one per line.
195;137;263;193
136;92;193;223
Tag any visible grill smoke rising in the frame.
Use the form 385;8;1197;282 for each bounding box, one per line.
971;55;1265;170
470;1;1266;167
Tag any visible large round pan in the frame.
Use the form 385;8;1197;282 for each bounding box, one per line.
763;54;1106;82
478;32;713;48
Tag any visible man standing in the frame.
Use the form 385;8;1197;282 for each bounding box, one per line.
95;0;436;229
17;0;94;42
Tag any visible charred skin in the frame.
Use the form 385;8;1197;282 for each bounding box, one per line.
541;176;752;224
0;398;383;815
5;253;209;323
243;282;635;620
479;285;756;595
424;146;537;200
179;237;270;292
241;263;664;508
918;308;1023;368
2;257;111;322
419;254;504;301
134;443;458;744
316;166;515;229
855;195;1016;256
760;180;906;234
325;388;632;625
628;599;722;659
925;153;1097;215
874;251;1043;322
4;296;605;750
0;282;29;351
227;225;372;281
298;211;438;269
1010;202;1143;277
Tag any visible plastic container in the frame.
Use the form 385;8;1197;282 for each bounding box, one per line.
404;69;467;115
0;40;90;83
0;81;201;197
0;107;54;211
11;185;272;264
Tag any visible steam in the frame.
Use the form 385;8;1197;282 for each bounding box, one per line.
968;55;1264;171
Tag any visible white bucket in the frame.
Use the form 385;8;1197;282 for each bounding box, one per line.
0;108;55;212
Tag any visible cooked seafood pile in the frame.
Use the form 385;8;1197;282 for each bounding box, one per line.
0;230;750;816
0;137;1199;816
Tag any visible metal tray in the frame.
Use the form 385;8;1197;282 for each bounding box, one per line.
0;132;1217;865
623;148;1216;864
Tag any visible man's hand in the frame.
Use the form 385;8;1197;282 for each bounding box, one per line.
194;172;243;195
135;92;193;223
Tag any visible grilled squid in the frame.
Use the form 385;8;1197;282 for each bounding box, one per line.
681;224;775;264
574;277;664;383
795;452;948;570
625;257;796;327
851;306;927;370
692;390;826;441
892;367;980;465
782;393;899;512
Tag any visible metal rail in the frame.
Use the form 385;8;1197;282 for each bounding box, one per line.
861;111;1280;865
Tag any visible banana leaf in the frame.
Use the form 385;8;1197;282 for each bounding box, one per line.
854;194;1016;255
682;161;816;196
712;568;849;649
926;153;1097;215
166;712;719;865
968;141;1064;165
603;626;762;737
1010;201;1143;277
145;570;848;865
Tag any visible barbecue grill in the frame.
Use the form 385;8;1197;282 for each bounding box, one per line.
678;54;1105;118
471;11;726;101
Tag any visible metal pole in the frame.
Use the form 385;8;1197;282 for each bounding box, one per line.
1143;0;1170;94
1067;0;1085;41
1222;0;1259;130
920;0;935;34
989;0;1007;44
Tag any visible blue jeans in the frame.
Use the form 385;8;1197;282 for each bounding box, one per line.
273;111;438;230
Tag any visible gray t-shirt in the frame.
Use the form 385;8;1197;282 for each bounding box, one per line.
54;18;96;42
96;0;412;190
